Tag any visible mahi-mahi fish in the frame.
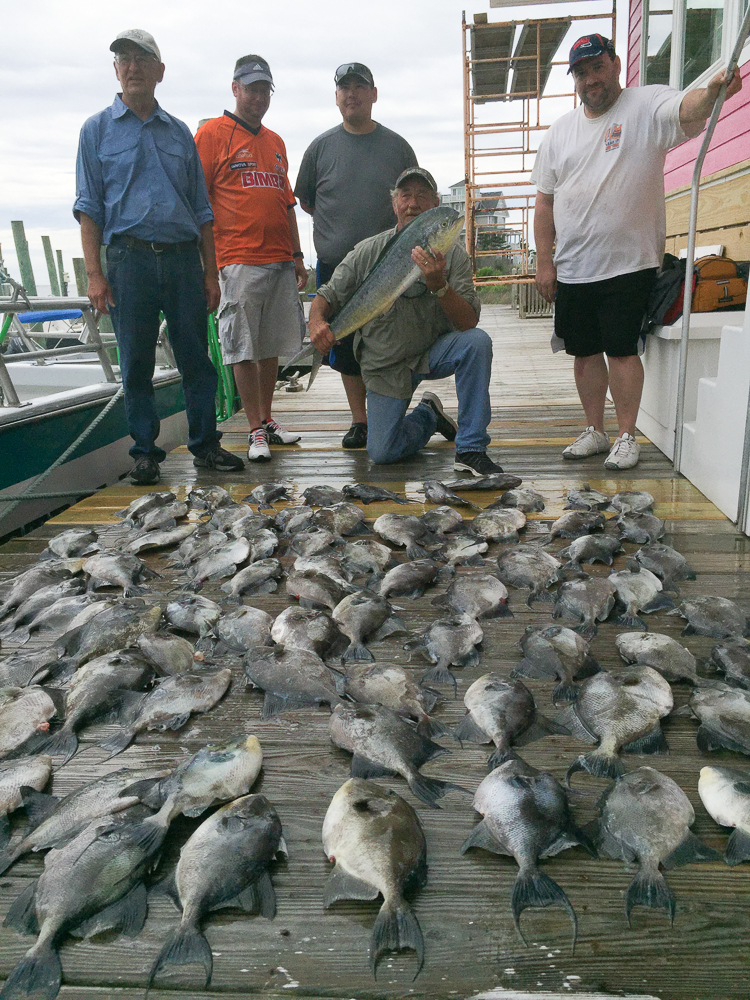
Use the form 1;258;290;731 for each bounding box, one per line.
282;206;464;388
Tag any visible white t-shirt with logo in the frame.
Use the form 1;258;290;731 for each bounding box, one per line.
531;86;687;283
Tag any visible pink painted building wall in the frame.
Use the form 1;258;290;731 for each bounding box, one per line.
626;0;750;192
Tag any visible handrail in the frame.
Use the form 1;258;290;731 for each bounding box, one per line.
0;294;119;406
673;8;750;476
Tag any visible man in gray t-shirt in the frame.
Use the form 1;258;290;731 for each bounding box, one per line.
294;61;417;449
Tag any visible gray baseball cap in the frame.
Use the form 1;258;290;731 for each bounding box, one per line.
233;56;274;88
394;167;438;192
110;29;161;61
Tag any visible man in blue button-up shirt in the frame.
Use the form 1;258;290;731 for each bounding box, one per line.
74;28;244;485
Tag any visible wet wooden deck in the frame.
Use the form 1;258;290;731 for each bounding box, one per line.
1;305;749;1000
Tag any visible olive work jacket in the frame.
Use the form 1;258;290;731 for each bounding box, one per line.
317;226;480;400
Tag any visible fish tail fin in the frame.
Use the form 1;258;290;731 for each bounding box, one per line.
511;866;577;954
148;922;213;989
625;868;675;926
566;750;624;784
34;728;78;765
415;716;453;740
407;771;463;809
370;897;424;980
124;811;169;854
0;941;62;1000
0;845;21;876
487;746;520;770
342;642;374;663
552;681;580;705
420;665;458;695
405;544;428;560
98;729;134;760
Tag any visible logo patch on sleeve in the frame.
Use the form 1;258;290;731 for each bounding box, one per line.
604;123;622;152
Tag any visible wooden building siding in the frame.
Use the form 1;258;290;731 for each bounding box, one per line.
627;0;643;85
663;61;750;191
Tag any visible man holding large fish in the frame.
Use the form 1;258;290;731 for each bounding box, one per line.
308;167;501;476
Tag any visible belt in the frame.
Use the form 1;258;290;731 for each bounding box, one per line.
111;235;198;254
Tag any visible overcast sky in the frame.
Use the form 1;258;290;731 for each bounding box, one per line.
0;0;616;293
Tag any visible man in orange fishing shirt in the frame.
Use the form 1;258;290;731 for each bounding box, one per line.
196;55;307;462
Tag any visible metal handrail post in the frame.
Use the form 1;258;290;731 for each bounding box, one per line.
672;7;750;475
0;352;22;406
81;306;117;383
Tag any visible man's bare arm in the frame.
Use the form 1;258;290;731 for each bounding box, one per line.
679;68;743;138
533;192;557;303
199;221;220;314
79;213;115;314
287;206;308;290
308;294;335;353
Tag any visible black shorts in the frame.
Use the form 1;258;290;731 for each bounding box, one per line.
555;269;657;358
316;258;362;377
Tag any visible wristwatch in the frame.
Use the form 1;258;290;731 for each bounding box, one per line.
433;283;449;299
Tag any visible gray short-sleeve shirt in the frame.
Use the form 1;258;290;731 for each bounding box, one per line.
294;123;417;265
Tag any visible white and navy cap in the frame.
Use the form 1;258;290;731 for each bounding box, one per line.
110;29;161;61
233;56;274;88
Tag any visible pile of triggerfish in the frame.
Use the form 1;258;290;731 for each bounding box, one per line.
1;474;750;995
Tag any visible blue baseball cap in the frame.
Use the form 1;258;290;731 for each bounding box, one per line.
568;34;616;73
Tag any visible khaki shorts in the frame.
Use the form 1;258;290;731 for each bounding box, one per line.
217;262;305;365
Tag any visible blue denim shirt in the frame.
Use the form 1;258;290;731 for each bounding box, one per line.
73;95;214;244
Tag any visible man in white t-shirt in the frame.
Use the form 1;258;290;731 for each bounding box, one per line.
532;33;742;470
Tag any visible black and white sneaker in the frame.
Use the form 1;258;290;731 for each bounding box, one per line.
454;451;504;477
262;417;301;445
421;392;457;441
129;455;160;485
193;445;245;471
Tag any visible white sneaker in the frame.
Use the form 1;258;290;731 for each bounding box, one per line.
262;417;301;445
604;432;640;470
562;426;611;460
247;427;271;462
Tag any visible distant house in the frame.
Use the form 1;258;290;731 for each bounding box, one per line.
441;181;510;231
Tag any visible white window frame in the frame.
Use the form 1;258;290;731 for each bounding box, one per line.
639;0;749;89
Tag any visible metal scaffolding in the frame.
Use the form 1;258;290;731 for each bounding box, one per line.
462;4;616;287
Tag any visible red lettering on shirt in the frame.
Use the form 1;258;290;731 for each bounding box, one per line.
240;170;284;189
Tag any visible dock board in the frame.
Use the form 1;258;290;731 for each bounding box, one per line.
1;304;749;1000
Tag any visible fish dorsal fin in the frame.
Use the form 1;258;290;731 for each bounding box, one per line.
515;713;570;746
661;830;723;869
726;828;750;865
20;788;60;829
70;881;148;939
350;754;397;779
622;723;669;755
324;863;379;907
454;713;491;744
460;819;510;856
553;705;597;745
3;879;39;935
597;824;637;863
212;871;276;918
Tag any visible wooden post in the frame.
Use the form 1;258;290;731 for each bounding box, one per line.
10;221;37;295
72;258;88;296
41;236;61;296
56;249;68;297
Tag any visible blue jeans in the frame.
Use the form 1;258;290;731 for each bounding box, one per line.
106;240;220;460
366;327;492;464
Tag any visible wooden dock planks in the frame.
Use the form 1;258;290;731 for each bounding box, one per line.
1;305;749;999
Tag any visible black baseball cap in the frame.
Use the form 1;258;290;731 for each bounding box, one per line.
568;34;616;73
334;62;375;87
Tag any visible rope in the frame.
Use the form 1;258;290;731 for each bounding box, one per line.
0;384;124;520
0;491;97;500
